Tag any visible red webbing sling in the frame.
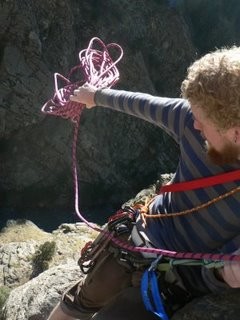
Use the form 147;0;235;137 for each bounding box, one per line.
160;169;240;193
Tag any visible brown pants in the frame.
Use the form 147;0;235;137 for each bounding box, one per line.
60;236;140;319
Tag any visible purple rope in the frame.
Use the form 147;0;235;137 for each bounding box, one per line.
42;37;240;263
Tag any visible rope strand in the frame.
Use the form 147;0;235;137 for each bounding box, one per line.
140;186;240;218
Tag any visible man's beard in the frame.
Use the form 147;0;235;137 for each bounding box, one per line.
206;142;240;166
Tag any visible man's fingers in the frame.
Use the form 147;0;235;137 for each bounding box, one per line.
221;262;240;288
73;89;81;95
70;94;81;102
69;84;96;108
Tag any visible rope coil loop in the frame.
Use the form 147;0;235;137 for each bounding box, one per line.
80;37;123;87
41;37;123;121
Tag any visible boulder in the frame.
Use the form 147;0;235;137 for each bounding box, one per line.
172;289;240;320
94;288;240;320
2;263;82;320
0;220;97;289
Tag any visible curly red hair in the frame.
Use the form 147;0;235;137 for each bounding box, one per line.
181;46;240;130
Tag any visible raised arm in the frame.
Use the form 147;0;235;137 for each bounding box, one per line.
70;84;191;143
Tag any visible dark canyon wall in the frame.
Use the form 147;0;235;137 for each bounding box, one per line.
1;0;196;213
3;0;240;214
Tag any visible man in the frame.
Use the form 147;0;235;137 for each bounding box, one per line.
47;47;240;320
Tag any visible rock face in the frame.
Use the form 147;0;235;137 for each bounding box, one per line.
1;0;195;213
94;288;240;320
0;220;97;289
2;257;240;320
1;219;240;320
171;289;240;320
0;241;38;288
2;263;82;320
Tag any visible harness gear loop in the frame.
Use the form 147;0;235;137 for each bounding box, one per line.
108;207;137;236
78;229;115;274
78;207;154;273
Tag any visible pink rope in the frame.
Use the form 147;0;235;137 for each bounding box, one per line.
42;37;240;263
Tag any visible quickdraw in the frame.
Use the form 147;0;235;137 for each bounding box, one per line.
78;235;113;274
78;207;153;273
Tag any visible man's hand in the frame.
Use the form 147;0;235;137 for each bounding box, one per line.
70;84;97;109
219;249;240;288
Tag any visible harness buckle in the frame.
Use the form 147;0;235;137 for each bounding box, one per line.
108;207;136;235
79;259;96;274
119;250;130;263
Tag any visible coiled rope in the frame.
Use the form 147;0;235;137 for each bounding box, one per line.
42;37;123;232
42;37;240;263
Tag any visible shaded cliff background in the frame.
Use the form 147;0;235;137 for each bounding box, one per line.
1;0;240;230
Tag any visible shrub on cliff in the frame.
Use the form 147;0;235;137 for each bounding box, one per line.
32;241;56;276
0;286;11;319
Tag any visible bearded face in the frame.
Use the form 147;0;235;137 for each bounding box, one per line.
206;141;240;166
191;104;240;166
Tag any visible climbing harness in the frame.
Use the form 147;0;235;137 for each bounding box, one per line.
78;228;115;274
42;37;240;320
78;207;154;273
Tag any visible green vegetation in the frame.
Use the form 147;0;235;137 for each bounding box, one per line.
0;286;11;319
32;241;56;275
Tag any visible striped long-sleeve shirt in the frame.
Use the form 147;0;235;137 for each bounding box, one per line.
95;89;240;295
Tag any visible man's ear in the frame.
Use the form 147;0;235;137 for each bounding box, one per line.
225;127;240;144
231;127;240;144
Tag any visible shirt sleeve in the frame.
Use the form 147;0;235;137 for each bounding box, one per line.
94;88;191;143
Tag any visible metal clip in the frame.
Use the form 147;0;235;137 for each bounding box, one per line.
148;255;163;271
119;250;129;262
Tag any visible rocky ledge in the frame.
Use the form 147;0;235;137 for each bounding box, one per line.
0;186;240;319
